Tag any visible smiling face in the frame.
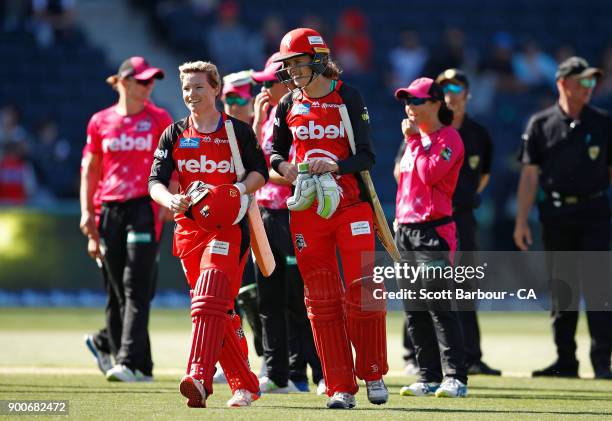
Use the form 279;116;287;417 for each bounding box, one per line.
282;55;314;89
181;72;219;114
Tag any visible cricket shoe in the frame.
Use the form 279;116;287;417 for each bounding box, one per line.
467;361;501;376
316;379;327;395
84;334;112;375
399;382;440;397
288;380;310;393
327;392;356;409
532;360;579;378
366;379;388;404
179;375;207;408
106;364;153;383
435;378;468;398
227;389;260;407
259;376;289;393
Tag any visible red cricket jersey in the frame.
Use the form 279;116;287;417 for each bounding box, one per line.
271;81;375;210
149;113;268;258
86;101;173;202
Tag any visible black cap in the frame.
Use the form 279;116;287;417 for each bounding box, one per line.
555;56;603;80
436;68;469;89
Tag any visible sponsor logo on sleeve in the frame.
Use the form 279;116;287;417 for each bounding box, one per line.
440;146;453;161
154;148;168;159
350;221;371;236
210;240;230;256
361;106;370;122
468;155;480;169
295;234;307;251
179;137;200;148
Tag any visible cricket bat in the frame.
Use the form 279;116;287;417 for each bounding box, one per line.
338;104;402;262
225;119;276;277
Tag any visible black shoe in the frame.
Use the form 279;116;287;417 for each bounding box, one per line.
467;361;502;376
594;368;612;379
532;361;579;378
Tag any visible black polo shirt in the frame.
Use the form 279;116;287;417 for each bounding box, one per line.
453;116;493;210
394;116;493;211
519;103;612;220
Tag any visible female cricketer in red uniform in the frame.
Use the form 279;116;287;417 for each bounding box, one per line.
80;56;172;382
394;77;467;398
149;61;267;408
270;28;388;409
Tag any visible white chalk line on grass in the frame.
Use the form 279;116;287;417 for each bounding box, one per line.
0;367;534;378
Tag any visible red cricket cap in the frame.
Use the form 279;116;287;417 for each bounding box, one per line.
395;77;444;101
252;52;282;83
115;56;164;81
273;28;330;62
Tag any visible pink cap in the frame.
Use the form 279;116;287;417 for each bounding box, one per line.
117;56;164;81
251;52;282;83
395;77;443;100
222;82;252;99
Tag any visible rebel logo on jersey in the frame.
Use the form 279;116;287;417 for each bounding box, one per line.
291;121;346;140
102;133;153;152
177;156;235;174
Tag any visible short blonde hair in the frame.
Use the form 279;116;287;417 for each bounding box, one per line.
178;61;221;91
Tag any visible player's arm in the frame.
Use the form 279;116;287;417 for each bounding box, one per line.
477;126;494;193
79;151;102;238
513;116;542;251
514;165;538;250
235;119;268;194
413;133;463;185
328;85;375;175
149;123;190;213
271;97;297;182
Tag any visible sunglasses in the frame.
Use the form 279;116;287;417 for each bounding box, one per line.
225;96;249;106
135;78;154;86
578;77;597;88
442;83;465;94
263;81;278;89
402;97;430;106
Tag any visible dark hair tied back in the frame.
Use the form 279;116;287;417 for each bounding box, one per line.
438;103;454;126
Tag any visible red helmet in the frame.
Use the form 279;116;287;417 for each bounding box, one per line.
274;28;330;62
184;181;249;232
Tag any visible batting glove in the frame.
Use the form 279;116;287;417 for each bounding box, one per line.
314;172;340;219
286;163;316;211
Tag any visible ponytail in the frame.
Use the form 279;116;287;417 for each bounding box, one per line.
438;102;454;126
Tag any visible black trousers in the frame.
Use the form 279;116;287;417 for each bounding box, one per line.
395;222;467;384
255;208;323;386
93;260;159;358
542;215;612;372
402;210;484;367
454;210;483;365
98;197;158;376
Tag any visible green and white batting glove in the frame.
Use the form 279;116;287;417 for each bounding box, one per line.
314;172;340;219
286;162;317;211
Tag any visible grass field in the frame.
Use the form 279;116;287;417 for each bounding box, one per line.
0;309;611;420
